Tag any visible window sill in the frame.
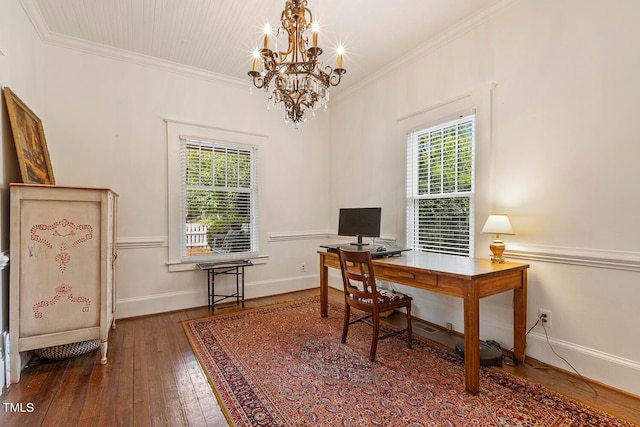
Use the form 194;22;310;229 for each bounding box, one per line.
167;254;269;272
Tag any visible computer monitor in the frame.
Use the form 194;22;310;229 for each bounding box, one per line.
338;207;381;246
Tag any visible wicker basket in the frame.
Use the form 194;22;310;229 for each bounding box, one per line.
34;339;100;359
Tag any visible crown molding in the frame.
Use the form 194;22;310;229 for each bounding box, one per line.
19;0;247;88
21;0;522;102
19;0;49;40
332;0;521;104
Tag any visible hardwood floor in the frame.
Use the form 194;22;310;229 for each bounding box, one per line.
1;288;638;426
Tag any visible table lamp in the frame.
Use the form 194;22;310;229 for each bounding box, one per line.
481;215;514;263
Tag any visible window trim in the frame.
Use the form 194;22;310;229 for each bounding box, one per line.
166;120;267;270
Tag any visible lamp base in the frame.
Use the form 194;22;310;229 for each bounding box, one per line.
489;239;507;263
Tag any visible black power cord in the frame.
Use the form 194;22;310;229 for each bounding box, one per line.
503;315;598;397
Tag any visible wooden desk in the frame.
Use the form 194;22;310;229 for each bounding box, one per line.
318;250;529;394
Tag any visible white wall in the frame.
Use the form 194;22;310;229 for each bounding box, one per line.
328;0;640;396
40;43;332;318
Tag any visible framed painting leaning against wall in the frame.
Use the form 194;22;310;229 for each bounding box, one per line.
3;87;55;185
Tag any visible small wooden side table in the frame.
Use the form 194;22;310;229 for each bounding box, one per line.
198;260;252;311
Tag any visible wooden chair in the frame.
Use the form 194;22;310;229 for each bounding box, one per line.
338;248;413;361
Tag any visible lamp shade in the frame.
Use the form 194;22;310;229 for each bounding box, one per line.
481;215;514;235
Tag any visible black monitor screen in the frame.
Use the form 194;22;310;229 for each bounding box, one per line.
338;207;381;245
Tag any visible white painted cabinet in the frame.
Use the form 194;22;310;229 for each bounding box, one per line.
9;184;118;382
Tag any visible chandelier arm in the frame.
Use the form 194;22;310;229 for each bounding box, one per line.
262;72;277;89
261;50;278;67
329;73;344;87
295;19;309;60
250;74;266;89
301;0;313;26
278;20;295;59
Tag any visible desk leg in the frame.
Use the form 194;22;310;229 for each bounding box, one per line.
208;270;213;311
241;266;245;308
319;254;328;317
513;269;527;363
235;267;241;307
463;281;480;394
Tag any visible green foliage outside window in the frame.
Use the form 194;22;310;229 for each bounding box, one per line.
184;143;254;255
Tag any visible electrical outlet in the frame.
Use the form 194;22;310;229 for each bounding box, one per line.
446;322;454;332
537;308;552;328
301;263;306;272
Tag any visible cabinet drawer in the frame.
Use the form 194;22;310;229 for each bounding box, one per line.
376;265;438;289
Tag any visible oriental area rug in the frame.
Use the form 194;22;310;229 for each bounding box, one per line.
183;297;633;427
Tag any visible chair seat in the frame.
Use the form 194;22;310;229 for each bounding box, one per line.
349;289;411;305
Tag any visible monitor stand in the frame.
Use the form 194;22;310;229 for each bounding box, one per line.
349;235;370;246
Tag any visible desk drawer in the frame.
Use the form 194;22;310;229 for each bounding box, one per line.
323;255;341;270
376;265;438;289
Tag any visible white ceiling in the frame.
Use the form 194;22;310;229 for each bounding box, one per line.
25;0;509;93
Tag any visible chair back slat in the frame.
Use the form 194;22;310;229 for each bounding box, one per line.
338;249;380;305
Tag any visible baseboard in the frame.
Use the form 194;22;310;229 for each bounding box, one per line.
115;275;319;319
115;289;205;319
524;331;640;397
407;313;640;397
245;275;318;299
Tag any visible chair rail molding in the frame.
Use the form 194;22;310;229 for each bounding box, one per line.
117;236;167;250
505;244;640;272
268;231;398;244
268;231;332;242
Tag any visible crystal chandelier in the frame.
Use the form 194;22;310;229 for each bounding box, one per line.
248;0;346;129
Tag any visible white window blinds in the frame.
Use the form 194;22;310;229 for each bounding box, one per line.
407;115;474;256
180;138;258;259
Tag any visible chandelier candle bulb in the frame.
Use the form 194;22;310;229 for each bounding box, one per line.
312;21;319;47
263;24;271;49
337;44;344;69
251;48;260;72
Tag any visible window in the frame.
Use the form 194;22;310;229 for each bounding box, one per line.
181;138;258;259
407;115;474;256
